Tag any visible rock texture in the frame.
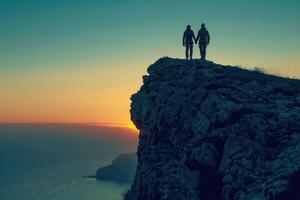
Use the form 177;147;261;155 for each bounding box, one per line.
96;153;137;183
125;57;300;200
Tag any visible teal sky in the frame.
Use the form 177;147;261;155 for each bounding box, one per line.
0;0;300;123
1;0;300;71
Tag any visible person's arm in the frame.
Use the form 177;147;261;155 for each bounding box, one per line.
193;31;197;44
182;31;186;46
207;30;210;45
195;31;200;44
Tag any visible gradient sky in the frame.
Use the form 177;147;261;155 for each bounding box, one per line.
0;0;299;123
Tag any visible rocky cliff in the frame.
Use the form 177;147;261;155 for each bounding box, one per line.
125;57;300;200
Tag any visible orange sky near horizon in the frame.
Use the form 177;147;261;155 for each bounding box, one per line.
1;54;299;124
0;59;145;124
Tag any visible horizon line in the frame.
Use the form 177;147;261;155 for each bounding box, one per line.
0;121;138;130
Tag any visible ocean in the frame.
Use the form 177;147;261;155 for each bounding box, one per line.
0;124;138;200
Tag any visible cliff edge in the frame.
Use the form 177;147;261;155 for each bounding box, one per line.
126;57;300;200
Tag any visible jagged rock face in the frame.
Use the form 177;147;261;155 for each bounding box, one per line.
126;57;300;200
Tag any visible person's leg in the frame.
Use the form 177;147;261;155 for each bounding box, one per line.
199;44;201;59
200;43;204;59
185;44;189;59
203;44;207;59
190;44;193;60
185;45;188;59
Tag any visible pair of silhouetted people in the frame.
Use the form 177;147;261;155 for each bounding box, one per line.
183;23;210;60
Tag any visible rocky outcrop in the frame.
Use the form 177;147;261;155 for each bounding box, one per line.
96;153;137;183
125;57;300;200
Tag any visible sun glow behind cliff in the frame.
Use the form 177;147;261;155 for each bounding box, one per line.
91;122;138;132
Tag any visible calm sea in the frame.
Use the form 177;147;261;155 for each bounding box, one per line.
0;124;138;200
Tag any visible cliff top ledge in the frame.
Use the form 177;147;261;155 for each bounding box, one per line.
127;57;300;200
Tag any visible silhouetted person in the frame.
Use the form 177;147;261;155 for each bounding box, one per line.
196;23;210;60
183;25;196;60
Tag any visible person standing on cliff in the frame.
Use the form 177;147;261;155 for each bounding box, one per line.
183;25;196;60
196;23;210;60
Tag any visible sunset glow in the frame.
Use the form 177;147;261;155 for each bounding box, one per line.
91;122;138;132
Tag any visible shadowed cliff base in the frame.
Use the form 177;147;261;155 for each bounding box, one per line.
125;57;300;200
